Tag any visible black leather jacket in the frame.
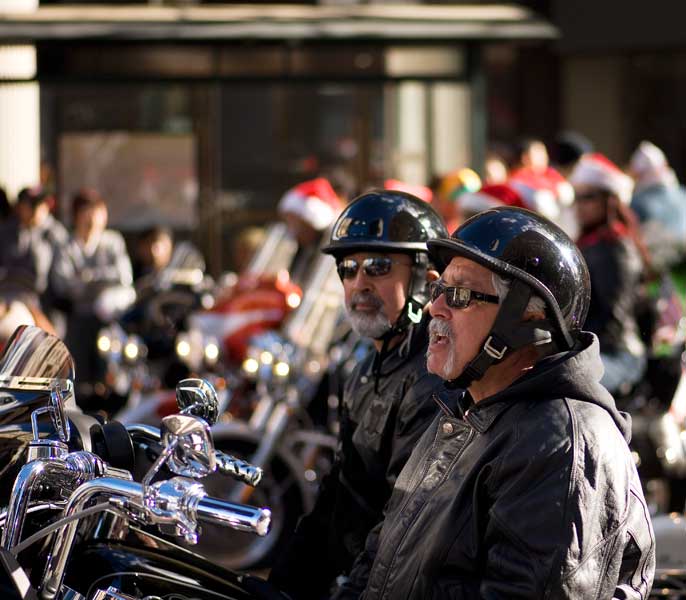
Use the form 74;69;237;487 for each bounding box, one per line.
269;315;442;599
336;332;655;600
578;228;645;356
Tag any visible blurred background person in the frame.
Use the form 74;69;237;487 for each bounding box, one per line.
629;140;686;272
509;137;576;235
51;188;135;390
277;177;343;285
382;178;433;203
0;186;68;337
483;144;511;185
132;225;205;294
552;130;594;179
570;153;648;395
432;167;481;232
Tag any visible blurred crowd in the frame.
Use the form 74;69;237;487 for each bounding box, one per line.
1;132;686;400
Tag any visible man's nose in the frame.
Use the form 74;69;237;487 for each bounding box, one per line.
350;267;373;290
429;290;450;318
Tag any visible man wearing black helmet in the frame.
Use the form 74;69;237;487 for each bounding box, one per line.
267;190;448;599
335;206;655;599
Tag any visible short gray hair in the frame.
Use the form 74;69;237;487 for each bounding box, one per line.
491;273;547;316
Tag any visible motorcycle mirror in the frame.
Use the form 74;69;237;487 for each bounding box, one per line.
161;414;217;478
175;378;219;426
49;381;71;443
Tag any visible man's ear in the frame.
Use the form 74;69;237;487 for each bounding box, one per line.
522;309;546;322
426;269;440;283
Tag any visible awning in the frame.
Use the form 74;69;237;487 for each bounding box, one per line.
0;4;557;42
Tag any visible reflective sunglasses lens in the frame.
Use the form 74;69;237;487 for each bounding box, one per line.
363;257;393;277
429;282;442;302
337;259;359;279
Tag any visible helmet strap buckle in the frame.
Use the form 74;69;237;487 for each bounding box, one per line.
483;336;507;360
407;301;423;324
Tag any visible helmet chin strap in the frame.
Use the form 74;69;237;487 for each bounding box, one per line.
371;255;428;393
445;279;553;391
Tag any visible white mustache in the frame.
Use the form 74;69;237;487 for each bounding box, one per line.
428;318;452;341
350;291;383;311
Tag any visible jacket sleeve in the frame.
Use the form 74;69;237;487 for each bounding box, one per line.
478;421;575;598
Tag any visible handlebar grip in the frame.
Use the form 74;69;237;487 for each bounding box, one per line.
196;496;271;537
214;451;263;487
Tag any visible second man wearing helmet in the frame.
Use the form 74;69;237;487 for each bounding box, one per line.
268;190;448;599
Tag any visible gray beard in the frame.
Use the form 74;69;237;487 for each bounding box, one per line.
348;310;392;339
427;317;458;380
347;291;392;339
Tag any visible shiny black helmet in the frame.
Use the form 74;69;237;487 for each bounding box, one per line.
323;189;448;337
322;190;447;257
428;207;591;386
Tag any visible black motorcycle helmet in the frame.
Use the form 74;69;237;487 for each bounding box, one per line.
427;206;591;388
322;189;448;338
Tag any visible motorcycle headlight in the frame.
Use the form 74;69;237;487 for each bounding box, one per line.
259;351;274;365
123;336;146;362
204;340;220;364
176;337;191;358
286;292;301;309
124;341;139;360
242;357;260;375
97;334;112;354
274;361;290;378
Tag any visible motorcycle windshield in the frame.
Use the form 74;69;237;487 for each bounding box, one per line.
0;325;75;388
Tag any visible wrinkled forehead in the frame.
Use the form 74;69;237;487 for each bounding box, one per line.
441;256;495;289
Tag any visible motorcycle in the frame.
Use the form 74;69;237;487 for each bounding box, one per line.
94;253;216;418
0;324;273;600
186;249;357;571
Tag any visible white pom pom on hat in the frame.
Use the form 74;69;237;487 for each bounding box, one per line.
569;153;634;204
278;177;342;231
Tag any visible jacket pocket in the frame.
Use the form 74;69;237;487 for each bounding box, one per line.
354;395;395;454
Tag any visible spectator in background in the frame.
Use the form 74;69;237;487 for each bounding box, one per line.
277;177;343;285
132;225;205;294
629;140;686;270
483;148;510;185
383;179;433;203
509;137;577;237
432;167;481;233
17;186;70;335
552;130;594;178
51;188;135;386
0;186;64;303
570;153;648;395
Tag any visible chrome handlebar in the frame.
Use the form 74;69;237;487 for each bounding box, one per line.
126;423;264;486
40;475;271;600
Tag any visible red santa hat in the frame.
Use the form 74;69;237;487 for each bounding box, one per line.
384;179;433;203
569;153;634;204
459;183;526;216
278;178;342;231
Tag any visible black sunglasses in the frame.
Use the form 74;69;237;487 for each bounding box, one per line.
429;280;500;309
337;257;409;280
